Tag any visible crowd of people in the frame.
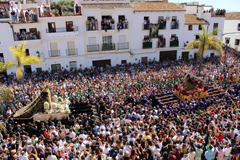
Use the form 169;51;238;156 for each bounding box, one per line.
157;37;166;48
86;18;99;31
13;31;40;41
10;8;38;23
101;17;115;32
0;47;240;160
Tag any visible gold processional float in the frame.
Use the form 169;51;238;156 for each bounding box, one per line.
173;66;209;101
13;83;71;121
13;84;52;120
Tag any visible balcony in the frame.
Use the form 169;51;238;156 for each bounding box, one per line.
66;49;78;56
143;42;152;49
39;5;81;17
14;34;41;41
46;27;79;39
158;21;166;29
0;11;10;19
117;42;129;50
101;23;115;31
87;44;99;52
49;50;60;57
86;24;98;31
170;41;179;47
117;22;129;30
157;41;165;48
46;27;78;33
102;43;115;51
171;21;179;29
143;23;150;30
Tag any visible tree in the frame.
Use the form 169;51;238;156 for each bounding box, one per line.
0;41;42;80
185;25;223;76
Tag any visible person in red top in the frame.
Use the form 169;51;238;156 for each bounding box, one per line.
173;146;181;160
44;128;49;138
217;131;223;142
168;151;176;160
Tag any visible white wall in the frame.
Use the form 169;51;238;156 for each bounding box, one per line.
223;20;240;51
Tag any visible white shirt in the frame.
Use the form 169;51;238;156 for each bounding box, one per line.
223;147;232;156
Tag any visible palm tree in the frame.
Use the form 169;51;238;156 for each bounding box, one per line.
0;41;42;80
185;25;223;76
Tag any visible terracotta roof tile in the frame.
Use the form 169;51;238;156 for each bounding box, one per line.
184;14;208;24
130;2;185;11
225;12;240;20
82;3;132;9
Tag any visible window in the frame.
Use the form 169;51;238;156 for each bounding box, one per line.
36;68;42;73
103;36;112;44
102;16;114;30
195;35;199;40
30;28;37;33
50;43;58;57
188;25;192;31
20;29;26;34
66;21;73;32
235;39;240;46
86;17;98;31
0;53;4;62
48;22;56;33
213;23;218;29
238;23;240;31
69;61;77;70
121;60;127;64
51;64;61;72
225;38;230;44
171;16;179;29
143;17;149;30
199;25;202;30
25;49;29;56
67;41;76;55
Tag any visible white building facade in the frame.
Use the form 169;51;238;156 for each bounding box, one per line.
0;0;225;74
223;12;240;52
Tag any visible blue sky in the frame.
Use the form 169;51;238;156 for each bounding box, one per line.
169;0;240;12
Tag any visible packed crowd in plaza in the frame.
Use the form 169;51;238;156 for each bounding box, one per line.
0;47;240;160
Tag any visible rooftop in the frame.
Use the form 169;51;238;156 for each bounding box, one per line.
130;2;185;11
81;3;132;9
184;14;208;24
225;12;240;20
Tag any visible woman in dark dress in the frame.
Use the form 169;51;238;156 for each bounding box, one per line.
58;4;62;16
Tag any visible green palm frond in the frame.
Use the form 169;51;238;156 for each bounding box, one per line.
0;61;15;72
185;40;201;50
22;56;43;65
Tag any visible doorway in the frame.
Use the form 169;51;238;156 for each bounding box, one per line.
24;65;32;73
66;21;74;32
194;53;197;60
211;53;215;58
182;52;189;60
141;57;148;63
159;51;177;61
48;22;56;33
121;60;127;64
92;59;111;67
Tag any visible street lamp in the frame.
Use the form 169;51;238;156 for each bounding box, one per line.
36;51;40;57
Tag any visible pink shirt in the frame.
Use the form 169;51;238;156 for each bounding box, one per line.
217;150;225;160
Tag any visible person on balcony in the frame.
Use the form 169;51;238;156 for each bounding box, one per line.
43;5;47;17
75;4;79;15
11;10;16;23
51;4;55;16
33;8;38;22
25;10;29;22
95;19;98;30
58;4;62;16
86;19;90;31
124;19;128;29
19;9;25;23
